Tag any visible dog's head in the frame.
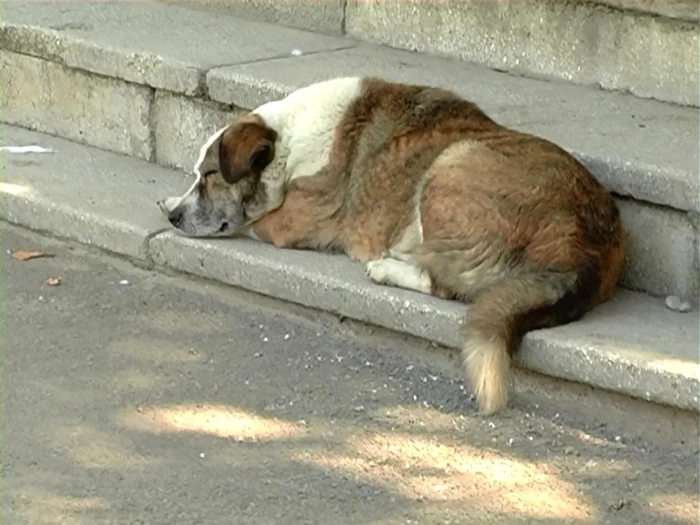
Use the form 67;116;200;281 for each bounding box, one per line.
158;113;281;237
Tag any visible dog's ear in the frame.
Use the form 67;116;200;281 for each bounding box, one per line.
219;122;277;184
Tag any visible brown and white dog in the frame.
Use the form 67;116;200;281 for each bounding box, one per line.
159;77;625;414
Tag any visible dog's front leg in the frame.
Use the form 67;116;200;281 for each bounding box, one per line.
365;256;432;294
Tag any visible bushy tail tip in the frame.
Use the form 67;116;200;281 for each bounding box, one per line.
463;335;510;415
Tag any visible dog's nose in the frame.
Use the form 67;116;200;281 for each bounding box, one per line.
168;210;184;228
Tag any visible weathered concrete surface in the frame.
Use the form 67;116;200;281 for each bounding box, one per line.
159;0;347;34
345;0;699;106
0;0;354;96
0;51;153;160
4;223;698;524
207;46;699;215
153;93;240;171
616;199;699;297
0;127;171;259
1;125;698;412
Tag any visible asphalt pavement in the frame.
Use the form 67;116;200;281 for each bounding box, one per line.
2;223;697;525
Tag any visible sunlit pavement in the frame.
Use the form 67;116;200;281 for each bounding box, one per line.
2;223;697;525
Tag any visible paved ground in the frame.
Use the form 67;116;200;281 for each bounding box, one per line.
2;222;698;525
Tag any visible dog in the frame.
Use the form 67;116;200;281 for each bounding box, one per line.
158;77;625;414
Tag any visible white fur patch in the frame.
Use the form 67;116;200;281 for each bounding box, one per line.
254;77;363;183
365;258;431;294
165;126;228;212
463;337;509;415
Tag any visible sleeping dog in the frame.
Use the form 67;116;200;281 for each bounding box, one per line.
158;77;625;414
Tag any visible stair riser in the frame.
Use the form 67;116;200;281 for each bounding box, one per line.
2;50;697;298
345;0;700;107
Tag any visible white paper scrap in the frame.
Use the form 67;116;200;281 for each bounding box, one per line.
0;145;54;154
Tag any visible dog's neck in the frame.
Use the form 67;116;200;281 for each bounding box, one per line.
252;78;363;186
253;100;290;146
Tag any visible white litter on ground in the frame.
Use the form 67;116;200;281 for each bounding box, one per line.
0;145;54;154
665;295;692;313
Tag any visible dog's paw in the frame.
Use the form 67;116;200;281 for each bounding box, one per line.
365;258;391;285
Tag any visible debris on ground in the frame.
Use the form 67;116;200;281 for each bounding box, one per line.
0;145;54;154
45;277;61;286
665;295;692;313
10;250;54;262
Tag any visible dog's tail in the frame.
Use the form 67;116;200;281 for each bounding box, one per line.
463;234;624;414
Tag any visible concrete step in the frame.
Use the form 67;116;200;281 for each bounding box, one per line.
1;125;697;412
0;0;698;300
161;0;700;107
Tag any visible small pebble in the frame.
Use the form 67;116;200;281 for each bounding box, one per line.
611;499;628;511
119;279;129;285
665;295;692;313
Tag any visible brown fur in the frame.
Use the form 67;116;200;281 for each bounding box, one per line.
217;77;625;414
219;114;277;185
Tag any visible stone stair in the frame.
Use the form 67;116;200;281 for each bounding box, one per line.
0;0;697;411
162;0;700;107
